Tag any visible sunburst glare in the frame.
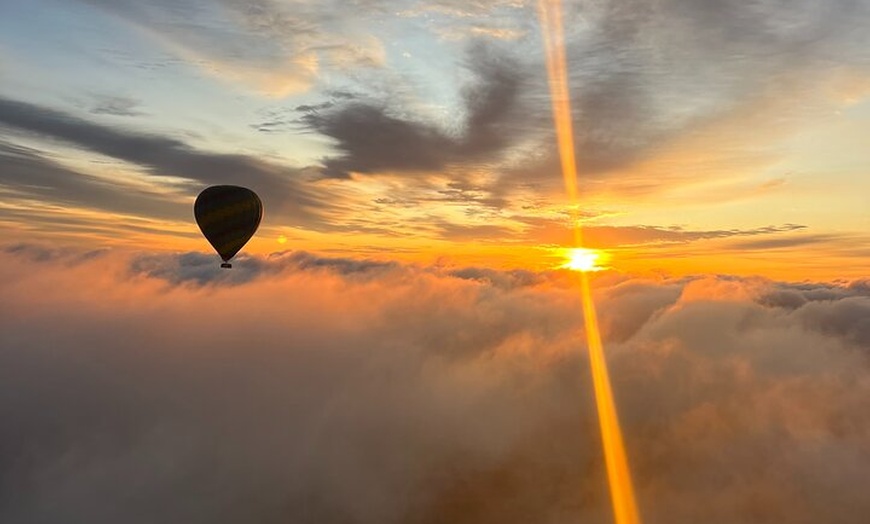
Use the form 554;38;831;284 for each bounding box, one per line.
563;247;607;272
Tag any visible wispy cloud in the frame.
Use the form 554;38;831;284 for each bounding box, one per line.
76;0;388;97
0;140;184;219
0;96;324;223
87;94;145;117
522;222;811;248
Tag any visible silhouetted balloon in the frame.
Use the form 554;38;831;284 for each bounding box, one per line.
194;185;262;268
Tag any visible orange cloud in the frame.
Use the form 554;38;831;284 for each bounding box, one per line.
1;245;869;523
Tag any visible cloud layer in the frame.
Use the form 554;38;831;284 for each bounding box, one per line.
2;245;869;523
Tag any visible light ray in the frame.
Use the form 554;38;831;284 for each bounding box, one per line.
537;1;642;523
536;0;582;247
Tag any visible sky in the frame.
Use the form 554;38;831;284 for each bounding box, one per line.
0;0;868;277
2;1;870;523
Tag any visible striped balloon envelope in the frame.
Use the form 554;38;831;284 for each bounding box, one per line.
194;185;263;268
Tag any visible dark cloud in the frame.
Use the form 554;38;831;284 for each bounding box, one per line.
431;221;517;242
447;266;547;289
455;44;526;155
128;250;401;287
521;219;809;248
433;180;508;209
797;297;870;348
89;95;144;117
731;233;841;250
0;96;323;223
128;251;272;286
286;250;400;275
591;223;808;247
1;246;870;523
753;280;870;348
251;92;358;134
2;243;109;265
761;281;870;306
596;278;685;342
569;71;665;175
305;103;454;177
303;45;528;178
0;140;188;220
251;109;310;134
756;286;811;310
847;280;870;295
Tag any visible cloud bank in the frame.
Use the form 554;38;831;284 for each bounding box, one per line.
1;245;869;523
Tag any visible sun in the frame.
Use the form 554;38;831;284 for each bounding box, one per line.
562;247;606;272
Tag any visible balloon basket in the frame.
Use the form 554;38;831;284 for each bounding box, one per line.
221;262;232;269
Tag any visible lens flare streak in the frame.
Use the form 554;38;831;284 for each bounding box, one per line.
536;0;582;246
579;272;641;524
537;1;642;523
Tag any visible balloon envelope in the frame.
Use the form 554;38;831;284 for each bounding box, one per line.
194;185;262;267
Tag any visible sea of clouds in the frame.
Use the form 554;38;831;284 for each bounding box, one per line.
1;244;868;524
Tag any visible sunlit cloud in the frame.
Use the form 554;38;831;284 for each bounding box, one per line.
1;245;869;523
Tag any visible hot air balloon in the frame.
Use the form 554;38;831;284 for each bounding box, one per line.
194;185;262;268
